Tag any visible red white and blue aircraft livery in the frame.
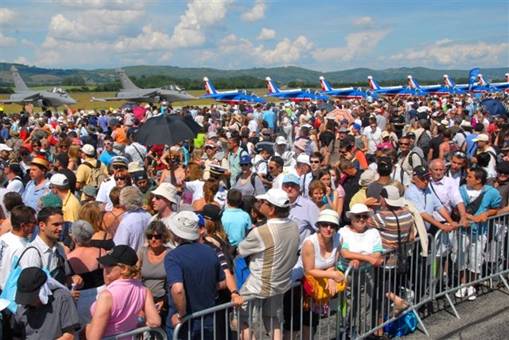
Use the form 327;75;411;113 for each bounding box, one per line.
319;76;371;99
367;75;424;97
201;77;266;104
265;77;329;102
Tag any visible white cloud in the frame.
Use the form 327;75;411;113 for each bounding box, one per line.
313;29;389;62
389;40;509;67
0;33;15;47
114;26;172;52
0;8;15;24
257;27;276;41
56;0;144;10
169;0;233;48
242;0;266;22
48;10;143;41
217;34;313;65
352;16;374;27
14;56;29;65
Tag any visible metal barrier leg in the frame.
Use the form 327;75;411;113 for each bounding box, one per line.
444;293;460;319
498;274;509;291
409;307;430;337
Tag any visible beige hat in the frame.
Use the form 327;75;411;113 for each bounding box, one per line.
81;144;95;156
169;211;200;241
359;169;380;187
346;203;373;219
256;188;290;208
473;134;489;142
151;183;178;204
128;162;144;174
381;185;405;207
317;209;340;226
49;173;69;188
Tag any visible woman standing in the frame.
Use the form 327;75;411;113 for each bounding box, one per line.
79;201;114;250
138;221;170;326
232;155;265;199
67;220;105;327
86;245;160;339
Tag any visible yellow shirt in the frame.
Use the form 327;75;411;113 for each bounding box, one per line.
76;157;108;186
62;191;81;222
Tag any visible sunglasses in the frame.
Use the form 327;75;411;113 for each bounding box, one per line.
310;160;320;164
147;234;162;240
319;222;339;230
113;166;127;170
399;142;409;146
353;214;370;220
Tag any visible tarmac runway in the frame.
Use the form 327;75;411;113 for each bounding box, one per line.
404;288;509;340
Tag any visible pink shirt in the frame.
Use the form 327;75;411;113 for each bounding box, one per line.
91;279;146;337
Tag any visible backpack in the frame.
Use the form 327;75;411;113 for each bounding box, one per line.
82;161;107;189
408;151;426;168
235;172;258;189
416;130;431;157
209;234;236;272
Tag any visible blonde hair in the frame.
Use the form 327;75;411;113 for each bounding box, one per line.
78;201;104;233
118;263;140;279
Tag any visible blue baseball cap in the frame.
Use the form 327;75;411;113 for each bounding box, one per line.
239;155;252;165
282;174;300;186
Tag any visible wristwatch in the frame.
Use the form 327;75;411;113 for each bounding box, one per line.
231;290;240;296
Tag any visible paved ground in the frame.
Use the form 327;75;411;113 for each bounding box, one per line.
405;288;509;340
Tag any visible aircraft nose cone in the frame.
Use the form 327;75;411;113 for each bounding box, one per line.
67;97;77;105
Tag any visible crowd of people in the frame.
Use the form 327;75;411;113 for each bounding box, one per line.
0;91;507;339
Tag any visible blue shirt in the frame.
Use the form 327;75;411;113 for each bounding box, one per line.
22;180;50;212
405;183;442;230
221;207;252;246
459;184;501;236
263;109;276;130
98;116;110;133
98;150;117;167
164;243;224;331
465;133;478;158
290;195;320;245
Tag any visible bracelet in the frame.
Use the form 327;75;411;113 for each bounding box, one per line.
231;290;240;296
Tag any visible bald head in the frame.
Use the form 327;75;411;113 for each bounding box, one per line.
429;159;445;181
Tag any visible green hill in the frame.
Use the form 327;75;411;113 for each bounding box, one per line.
0;62;506;89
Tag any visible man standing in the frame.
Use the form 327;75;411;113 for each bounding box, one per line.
49;173;80;223
238;188;299;340
98;136;117;167
96;156;129;211
165;211;225;338
227;134;248;187
12;267;80;339
19;207;69;285
446;151;468;187
125;130;147;166
394;135;424;186
0;205;36;290
22;158;50;212
282;174;319;244
4;162;24;194
453;167;501;300
295;154;313;198
75;144;108;193
150;182;179;230
269;156;285;189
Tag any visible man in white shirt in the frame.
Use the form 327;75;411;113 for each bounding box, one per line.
4;163;24;194
0;205;36;289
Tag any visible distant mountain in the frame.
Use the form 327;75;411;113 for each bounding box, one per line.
0;63;507;89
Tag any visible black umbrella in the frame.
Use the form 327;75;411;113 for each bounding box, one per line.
135;114;196;146
480;99;508;116
183;114;202;134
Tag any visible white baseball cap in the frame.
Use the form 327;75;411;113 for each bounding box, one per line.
49;173;69;187
381;185;405;207
169;211;200;241
473;134;489;142
0;144;12;152
275;136;287;145
151;183;178;204
296;154;311;166
81;144;95;156
256;188;290;208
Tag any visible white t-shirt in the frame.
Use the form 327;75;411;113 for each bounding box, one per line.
6;178;24;195
96;177;116;211
337;226;383;271
185;180;204;203
0;232;28;289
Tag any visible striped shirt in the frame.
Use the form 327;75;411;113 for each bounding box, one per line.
372;208;415;251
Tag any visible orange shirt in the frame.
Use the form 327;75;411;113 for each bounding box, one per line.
112;127;128;145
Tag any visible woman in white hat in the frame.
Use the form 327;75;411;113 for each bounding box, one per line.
337;203;383;271
285;209;344;338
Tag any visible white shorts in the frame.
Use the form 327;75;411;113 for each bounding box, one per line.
451;232;487;274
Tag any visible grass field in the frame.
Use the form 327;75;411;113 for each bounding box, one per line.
0;88;279;113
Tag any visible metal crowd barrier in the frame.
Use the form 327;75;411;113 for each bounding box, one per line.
171;213;509;339
103;326;167;339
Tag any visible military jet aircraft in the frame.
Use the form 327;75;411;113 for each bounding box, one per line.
201;77;266;104
0;66;76;107
319;76;370;99
265;77;328;102
92;69;196;103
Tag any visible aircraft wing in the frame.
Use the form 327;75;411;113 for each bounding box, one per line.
0;92;42;104
201;93;239;100
91;96;120;102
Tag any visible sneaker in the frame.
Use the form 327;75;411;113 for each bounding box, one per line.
455;287;468;298
467;286;477;301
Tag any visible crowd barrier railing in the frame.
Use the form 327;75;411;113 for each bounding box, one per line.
172;212;509;339
103;326;167;339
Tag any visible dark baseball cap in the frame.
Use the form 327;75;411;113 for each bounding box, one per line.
413;165;430;179
16;267;48;305
198;204;222;221
497;161;509;175
239;154;252;165
98;245;138;267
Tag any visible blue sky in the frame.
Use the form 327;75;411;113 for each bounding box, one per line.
0;0;508;71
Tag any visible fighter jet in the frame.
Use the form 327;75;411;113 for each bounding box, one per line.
319;76;370;99
0;66;77;107
92;69;196;103
367;75;423;97
265;77;328;102
491;73;509;93
200;77;266;104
